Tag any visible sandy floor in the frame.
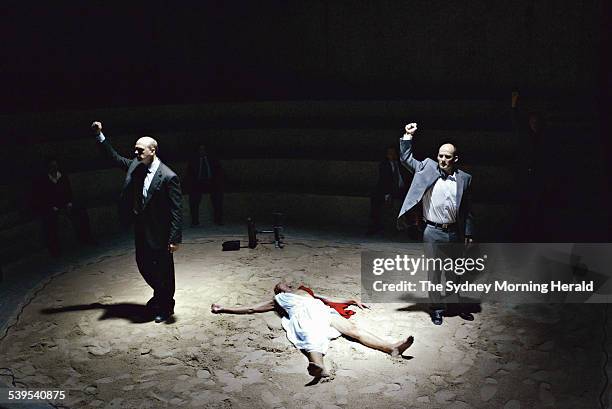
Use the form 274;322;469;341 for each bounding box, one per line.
0;233;608;408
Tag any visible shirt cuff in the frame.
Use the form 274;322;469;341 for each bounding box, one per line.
96;132;106;143
401;133;413;141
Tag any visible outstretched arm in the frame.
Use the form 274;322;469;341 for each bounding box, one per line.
399;123;426;173
310;292;369;310
211;299;275;314
91;121;132;171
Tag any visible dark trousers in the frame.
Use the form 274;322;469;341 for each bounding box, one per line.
135;240;176;315
423;225;463;311
42;206;93;255
369;189;407;228
189;182;223;224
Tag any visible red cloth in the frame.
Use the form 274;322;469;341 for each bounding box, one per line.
298;286;355;319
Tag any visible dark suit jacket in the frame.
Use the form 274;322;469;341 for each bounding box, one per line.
183;154;224;193
98;139;182;249
36;173;73;211
375;160;411;198
398;138;475;240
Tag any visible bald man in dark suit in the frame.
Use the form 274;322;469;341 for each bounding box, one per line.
92;121;182;323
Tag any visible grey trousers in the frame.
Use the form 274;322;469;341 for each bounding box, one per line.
423;225;463;311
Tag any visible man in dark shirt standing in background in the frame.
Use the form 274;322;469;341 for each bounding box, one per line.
36;157;93;256
184;144;224;226
367;146;413;235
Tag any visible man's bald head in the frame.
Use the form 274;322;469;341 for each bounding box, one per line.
437;142;458;174
134;136;158;165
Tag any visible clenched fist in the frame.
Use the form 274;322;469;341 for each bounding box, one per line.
405;123;418;135
91;121;102;135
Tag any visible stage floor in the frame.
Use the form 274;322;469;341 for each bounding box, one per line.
0;226;607;408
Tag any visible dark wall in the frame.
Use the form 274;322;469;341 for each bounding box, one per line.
1;0;602;112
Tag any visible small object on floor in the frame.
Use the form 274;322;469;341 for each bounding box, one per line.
459;312;475;321
430;310;444;325
222;240;241;251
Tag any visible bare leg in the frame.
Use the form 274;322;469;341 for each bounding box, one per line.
330;316;414;357
303;351;329;377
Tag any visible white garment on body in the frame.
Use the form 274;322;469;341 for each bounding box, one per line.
422;173;457;224
274;292;341;354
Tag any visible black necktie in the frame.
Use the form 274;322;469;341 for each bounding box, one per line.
133;166;147;214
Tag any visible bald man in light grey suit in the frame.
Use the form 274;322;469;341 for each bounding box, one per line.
398;123;475;325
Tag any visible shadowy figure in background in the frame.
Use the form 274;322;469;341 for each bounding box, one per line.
184;144;224;226
515;111;549;241
367;146;420;236
35;157;94;256
211;281;414;379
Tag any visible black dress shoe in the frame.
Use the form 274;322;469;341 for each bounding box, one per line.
154;314;168;323
459;312;475;321
430;310;444;325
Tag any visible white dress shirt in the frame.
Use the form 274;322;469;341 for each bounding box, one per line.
422;172;458;224
143;157;160;199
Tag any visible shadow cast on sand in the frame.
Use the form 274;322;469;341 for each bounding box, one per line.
40;302;176;324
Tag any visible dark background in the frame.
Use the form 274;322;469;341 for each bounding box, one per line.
0;0;605;112
0;0;609;257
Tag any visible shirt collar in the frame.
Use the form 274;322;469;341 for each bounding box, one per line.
148;157;161;175
438;168;457;181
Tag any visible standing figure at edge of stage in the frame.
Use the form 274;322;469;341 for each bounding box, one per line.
91;121;182;323
211;281;414;379
397;122;475;326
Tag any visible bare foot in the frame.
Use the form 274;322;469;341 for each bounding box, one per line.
390;335;414;357
307;362;330;378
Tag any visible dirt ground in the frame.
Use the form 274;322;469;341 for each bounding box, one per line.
0;234;607;408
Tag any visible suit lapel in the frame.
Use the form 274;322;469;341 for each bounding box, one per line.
123;161;139;190
142;165;163;209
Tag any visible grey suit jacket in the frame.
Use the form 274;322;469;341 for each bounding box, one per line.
397;138;475;239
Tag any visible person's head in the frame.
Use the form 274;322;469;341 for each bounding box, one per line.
437;143;458;175
528;112;542;133
198;144;207;157
274;281;295;294
385;146;399;161
46;157;59;175
134;136;158;165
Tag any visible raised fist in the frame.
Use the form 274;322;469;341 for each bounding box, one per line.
91;121;102;135
405;123;418;135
